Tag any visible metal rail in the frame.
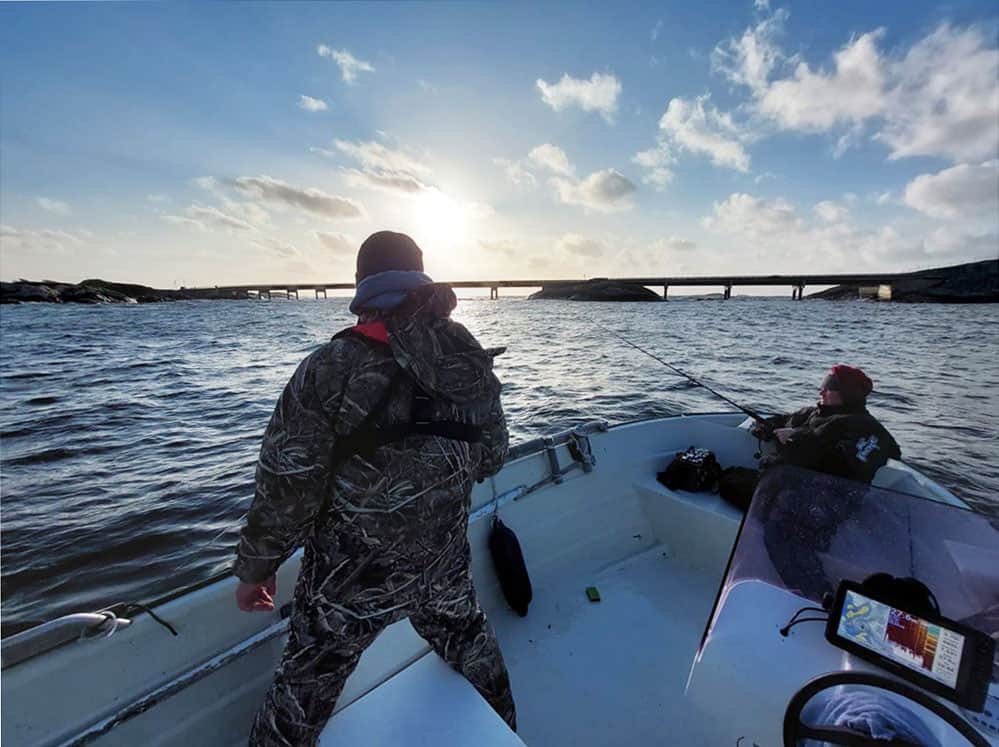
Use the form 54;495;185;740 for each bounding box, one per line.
1;613;132;669
60;618;289;746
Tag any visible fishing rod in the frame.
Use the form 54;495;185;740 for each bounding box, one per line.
598;323;768;422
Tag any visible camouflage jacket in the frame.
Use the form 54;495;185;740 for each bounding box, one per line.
233;284;508;584
761;404;901;484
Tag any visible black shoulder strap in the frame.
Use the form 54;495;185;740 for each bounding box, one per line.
330;371;482;472
329;367;407;469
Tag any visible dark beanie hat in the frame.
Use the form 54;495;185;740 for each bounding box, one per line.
821;365;874;403
356;231;424;282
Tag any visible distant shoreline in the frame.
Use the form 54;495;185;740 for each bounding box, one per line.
3;259;997;305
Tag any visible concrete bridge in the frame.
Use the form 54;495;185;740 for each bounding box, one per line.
187;272;914;301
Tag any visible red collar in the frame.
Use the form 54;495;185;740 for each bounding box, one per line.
351;320;390;344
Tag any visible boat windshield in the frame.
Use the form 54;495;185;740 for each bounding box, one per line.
703;465;999;684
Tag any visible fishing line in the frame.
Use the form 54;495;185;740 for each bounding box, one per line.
596;322;768;422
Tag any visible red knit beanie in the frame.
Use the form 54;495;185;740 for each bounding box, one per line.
821;365;873;403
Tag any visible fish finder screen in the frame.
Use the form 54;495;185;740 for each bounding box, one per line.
836;590;966;689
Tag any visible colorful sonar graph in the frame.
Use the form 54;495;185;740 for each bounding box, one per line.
886;609;939;671
837;590;965;688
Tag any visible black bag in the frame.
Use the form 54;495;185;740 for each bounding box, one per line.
657;447;721;492
489;517;532;617
718;466;760;512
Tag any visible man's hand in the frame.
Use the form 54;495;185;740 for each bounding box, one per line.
236;575;276;612
774;427;794;445
750;419;776;441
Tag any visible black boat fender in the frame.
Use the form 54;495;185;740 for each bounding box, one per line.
489;516;532;617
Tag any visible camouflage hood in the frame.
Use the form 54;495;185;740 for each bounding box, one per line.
374;283;505;406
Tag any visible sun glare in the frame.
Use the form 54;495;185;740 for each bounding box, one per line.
411;189;468;257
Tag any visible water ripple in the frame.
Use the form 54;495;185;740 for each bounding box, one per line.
1;297;997;634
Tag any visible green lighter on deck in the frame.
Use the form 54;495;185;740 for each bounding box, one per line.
586;586;601;603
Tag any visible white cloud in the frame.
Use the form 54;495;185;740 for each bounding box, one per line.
875;191;894;206
711;8;787;95
528;143;575;176
754;171;776;184
330;139;431;174
632;144;676;189
253;236;298;257
492;158;537;188
701;190;996;269
315;231;355;255
1;224;84;254
222;199;271;228
479;238;521;257
146;193;169;203
464;201;495;220
651;236;697;253
758;30;886;131
164;204;257;233
553;169;637;213
298;95;328;112
326;139;433;196
713;11;884;130
878;24;999;163
417;79;438;94
714;11;999;164
651;19;663;42
703;192;801;239
903;160;999;220
924;227;999;259
36;197;71;215
228;176;366;219
193;176;219;192
342;168;430;194
814;200;849;223
317;45;375;85
658;95;751;171
556;233;606;258
536;72;622;123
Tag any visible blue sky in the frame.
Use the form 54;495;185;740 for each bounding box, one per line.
1;1;997;288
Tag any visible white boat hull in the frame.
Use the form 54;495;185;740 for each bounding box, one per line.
1;414;979;746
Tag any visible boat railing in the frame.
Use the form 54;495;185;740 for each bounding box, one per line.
1;611;132;669
506;419;608;462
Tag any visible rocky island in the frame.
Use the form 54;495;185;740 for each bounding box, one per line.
528;280;662;302
809;259;998;303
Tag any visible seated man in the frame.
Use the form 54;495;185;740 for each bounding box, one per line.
753;365;901;484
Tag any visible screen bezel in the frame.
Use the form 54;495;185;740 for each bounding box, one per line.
825;580;993;711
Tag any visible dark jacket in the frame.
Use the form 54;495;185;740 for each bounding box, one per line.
759;403;901;484
233;283;508;584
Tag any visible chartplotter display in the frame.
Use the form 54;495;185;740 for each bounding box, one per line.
826;581;995;712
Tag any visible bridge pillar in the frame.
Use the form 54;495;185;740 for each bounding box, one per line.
315;288;327;299
797;284;805;300
261;289;271;300
490;286;499;300
288;288;299;300
663;284;668;300
723;284;732;300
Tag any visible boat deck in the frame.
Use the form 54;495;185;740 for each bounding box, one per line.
490;544;721;746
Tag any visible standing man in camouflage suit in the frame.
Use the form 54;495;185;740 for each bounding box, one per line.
233;231;516;746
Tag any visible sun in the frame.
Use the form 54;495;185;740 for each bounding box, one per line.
410;189;468;256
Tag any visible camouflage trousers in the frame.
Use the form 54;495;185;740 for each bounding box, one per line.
249;537;516;746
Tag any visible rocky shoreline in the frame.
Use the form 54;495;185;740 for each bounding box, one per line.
809;259;998;303
1;279;249;304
